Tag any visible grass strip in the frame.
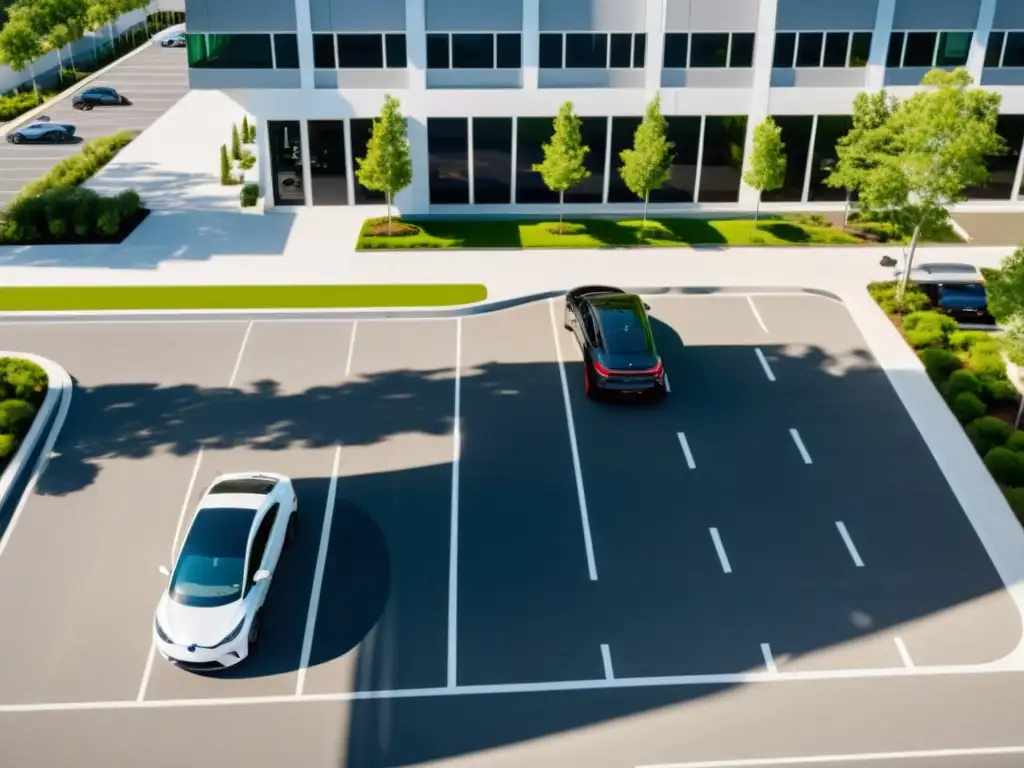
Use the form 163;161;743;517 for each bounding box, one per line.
0;284;488;311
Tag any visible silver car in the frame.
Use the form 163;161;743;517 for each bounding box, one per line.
6;115;76;144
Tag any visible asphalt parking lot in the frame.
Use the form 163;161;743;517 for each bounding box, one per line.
0;42;188;207
0;292;1019;767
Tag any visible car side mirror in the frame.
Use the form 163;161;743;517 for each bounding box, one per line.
253;569;272;583
158;565;170;576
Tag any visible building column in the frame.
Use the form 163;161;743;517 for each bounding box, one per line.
738;0;779;209
257;115;273;209
643;0;666;98
967;0;997;84
300;119;313;206
396;0;430;214
866;0;895;91
522;0;539;89
293;0;314;88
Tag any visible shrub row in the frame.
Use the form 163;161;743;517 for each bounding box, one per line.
18;130;135;199
0;187;143;243
0;90;41;122
0;357;48;465
867;280;932;315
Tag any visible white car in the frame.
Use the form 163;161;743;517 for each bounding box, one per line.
154;472;297;671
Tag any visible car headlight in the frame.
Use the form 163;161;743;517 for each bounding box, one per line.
215;619;245;647
154;618;173;644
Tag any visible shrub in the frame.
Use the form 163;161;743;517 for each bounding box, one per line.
985;447;1024;487
0;399;36;434
18;131;135;199
241;116;252;143
919;347;963;385
0;195;47;242
949;330;997;351
965;344;1007;377
238;149;256;170
240;183;260;207
231;124;241;161
944;369;982;399
867;281;931;315
0;90;40;122
220;144;231;185
980;375;1020;404
966;415;1013;454
0;433;15;460
903;310;959;335
906;326;946;349
41;187;79;239
0;186;142;244
951;392;987;423
0;358;47;405
71;188;101;238
1007;430;1024;452
1004;487;1024;521
95;191;142;236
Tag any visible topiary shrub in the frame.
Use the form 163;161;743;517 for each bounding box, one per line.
0;358;47;405
919;347;963;384
951;392;987;423
220;144;231;185
240;182;260;207
966;344;1007;377
979;374;1019;404
966;415;1013;454
0;433;15;460
1004;487;1024;522
1007;430;1024;453
231;123;241;161
943;369;983;400
0;399;36;434
949;330;997;351
868;281;931;315
904;310;959;334
985;446;1024;487
238;148;256;170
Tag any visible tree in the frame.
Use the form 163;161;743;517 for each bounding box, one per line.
231;123;241;160
533;101;590;233
354;93;413;235
618;94;674;230
742;116;787;229
241;116;252;143
825;91;899;226
219;144;231;184
0;12;44;102
86;0;119;62
986;243;1024;323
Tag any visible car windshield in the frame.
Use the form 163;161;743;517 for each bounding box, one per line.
598;307;649;353
168;507;255;607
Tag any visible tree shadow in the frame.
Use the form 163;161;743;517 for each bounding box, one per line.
760;222;812;243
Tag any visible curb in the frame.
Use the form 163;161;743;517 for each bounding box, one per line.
0;353;73;561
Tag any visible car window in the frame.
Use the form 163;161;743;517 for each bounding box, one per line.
168;508;257;608
597;308;649;353
580;304;598;342
938;282;986;297
244;505;277;592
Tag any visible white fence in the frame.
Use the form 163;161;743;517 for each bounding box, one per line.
0;0;185;95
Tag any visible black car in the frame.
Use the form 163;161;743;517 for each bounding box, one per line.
563;286;666;399
71;86;130;110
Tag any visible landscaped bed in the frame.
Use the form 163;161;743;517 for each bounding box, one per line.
0;357;48;473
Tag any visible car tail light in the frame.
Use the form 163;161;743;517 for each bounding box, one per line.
592;360;613;377
592;359;663;376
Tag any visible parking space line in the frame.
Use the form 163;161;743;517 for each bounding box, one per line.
746;296;769;333
789;428;812;464
894;637;914;668
676;432;696;469
754;348;776;382
709;528;732;573
228;320;253;387
664;372;671;393
760;643;777;673
634;746;1024;767
601;644;614;679
344;321;358;377
447;318;462;688
548;299;598;582
295;445;343;697
835;521;864;567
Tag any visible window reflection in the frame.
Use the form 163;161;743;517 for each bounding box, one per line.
308;120;347;205
268;120;303;206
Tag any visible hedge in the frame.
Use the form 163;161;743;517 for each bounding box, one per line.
867;281;932;315
0;187;143;243
17;131;135;200
0;357;47;469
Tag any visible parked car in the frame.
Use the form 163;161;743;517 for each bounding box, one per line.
6;115;76;144
563;285;667;400
153;471;298;672
896;262;994;324
160;31;186;47
71;85;131;110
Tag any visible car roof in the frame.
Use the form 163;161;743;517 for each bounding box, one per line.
198;492;267;512
900;262;982;283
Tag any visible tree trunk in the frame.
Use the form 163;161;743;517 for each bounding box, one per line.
753;196;760;227
843;189;852;227
91;34;98;67
386;190;392;236
56;49;64;82
642;193;649;230
895;221;923;307
68;45;77;75
28;63;38;103
108;22;116;57
558;190;564;234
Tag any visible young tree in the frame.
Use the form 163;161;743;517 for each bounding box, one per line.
241;116;252;144
618;94;674;230
231;123;241;161
86;0;119;62
985;243;1024;324
741;116;787;228
0;12;44;102
219;144;231;185
533;100;590;233
355;93;413;235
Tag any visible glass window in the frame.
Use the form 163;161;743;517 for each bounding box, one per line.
690;33;729;67
186;33;206;67
169;509;255;608
985;31;1005;67
698;116;747;203
308;120;347;205
313;33;335;68
886;32;905;67
539;33;563;68
428;117;469;205
472;117;513;204
936;32;971;66
452;33;493;68
762;116;813;203
822;32;849;67
663;33;688;67
795;32;823;67
515;117;558;203
607;116;644;203
269;120;304;206
903;32;937;67
610;33;632;68
650;116;700;203
350;118;386;204
730;33;755;67
385;34;407;67
773;32;796;67
426;33;449;68
633;33;646;67
564;117;607;203
565;33;608;68
337;33;384;68
1004;32;1024;67
849;32;872;66
808;115;853;202
497;34;521;68
965;115;1024;200
273;34;298;69
194;34;273;68
597;307;648;353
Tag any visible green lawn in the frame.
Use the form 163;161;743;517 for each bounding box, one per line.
356;215;866;250
0;284;487;311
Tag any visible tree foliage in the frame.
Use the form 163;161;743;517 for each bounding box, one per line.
986;244;1024;324
0;11;42;98
534;100;590;232
742;116;787;226
355;93;413;235
619;94;674;227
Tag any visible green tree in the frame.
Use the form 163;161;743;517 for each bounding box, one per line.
825;90;899;226
86;0;119;63
0;12;43;102
354;93;413;235
986;244;1024;324
219;143;231;185
742;116;787;228
231;123;241;160
533;100;590;233
618;94;674;230
241;116;252;143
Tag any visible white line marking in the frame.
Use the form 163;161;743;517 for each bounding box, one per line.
344;321;358;377
636;746;1024;767
747;295;769;333
227;319;253;387
835;521;864;567
548;299;598;581
601;644;614;679
136;446;205;702
789;428;812;464
709;528;732;573
894;637;914;668
754;348;776;381
295;445;342;696
664;373;671;393
676;432;696;469
447;318;462;688
761;643;777;673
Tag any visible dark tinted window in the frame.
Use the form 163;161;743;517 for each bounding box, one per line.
763;115;813;203
966;114;1024;200
986;31;1006;67
690;33;728;67
596;306;649;353
313;33;336;68
663;32;688;67
650;116;700;203
849;32;872;66
452;33;493;68
385;34;407;67
539;33;562;68
350;118;386;204
730;33;754;67
822;32;848;67
903;31;936;67
515;117;558;203
936;31;971;66
610;33;632;68
473;117;513;204
337;33;383;68
633;33;646;67
427;33;449;68
796;32;823;67
169;508;256;607
269;120;304;206
607;116;643;203
195;33;273;68
1003;32;1024;67
939;283;986;298
273;34;299;68
773;32;796;67
808;115;852;202
209;477;277;495
309;120;348;205
699;116;747;203
496;34;521;68
565;33;607;68
428;117;469;204
564;117;607;203
887;32;904;66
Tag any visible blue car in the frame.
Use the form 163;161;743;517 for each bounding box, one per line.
6;115;76;144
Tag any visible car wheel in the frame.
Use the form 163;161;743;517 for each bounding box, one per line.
11;134;21;144
285;512;297;546
248;612;262;647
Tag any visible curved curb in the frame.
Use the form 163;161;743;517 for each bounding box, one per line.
0;353;73;562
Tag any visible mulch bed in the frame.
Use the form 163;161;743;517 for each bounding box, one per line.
0;208;150;246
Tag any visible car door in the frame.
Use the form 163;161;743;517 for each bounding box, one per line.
262;502;286;573
243;509;275;610
578;303;599;357
99;90;118;105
